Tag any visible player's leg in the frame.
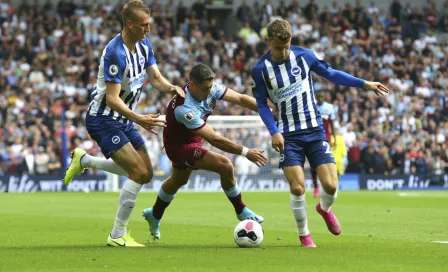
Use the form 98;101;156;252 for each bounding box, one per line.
64;148;128;185
68;126;153;180
64;119;130;185
195;150;264;223
310;167;319;198
143;167;192;240
315;163;341;235
307;140;341;235
103;141;152;247
280;142;315;248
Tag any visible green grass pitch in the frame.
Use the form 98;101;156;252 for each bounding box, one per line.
1;191;447;272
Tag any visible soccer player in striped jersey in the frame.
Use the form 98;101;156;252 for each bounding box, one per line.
63;0;183;247
251;19;389;247
311;90;337;198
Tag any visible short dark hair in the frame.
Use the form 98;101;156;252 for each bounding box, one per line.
122;0;151;25
189;63;216;83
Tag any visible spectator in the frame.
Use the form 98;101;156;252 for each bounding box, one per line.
0;0;447;178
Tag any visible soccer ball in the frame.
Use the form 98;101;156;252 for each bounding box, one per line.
233;220;264;248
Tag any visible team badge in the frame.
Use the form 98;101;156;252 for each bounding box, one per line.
109;64;118;76
208;98;216;109
112;136;120;144
139;56;145;66
291;66;301;77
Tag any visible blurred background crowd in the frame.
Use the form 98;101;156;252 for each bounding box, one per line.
0;0;447;178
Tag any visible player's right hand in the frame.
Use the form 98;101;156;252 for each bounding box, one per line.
271;133;284;153
170;85;185;98
137;113;167;131
245;149;268;167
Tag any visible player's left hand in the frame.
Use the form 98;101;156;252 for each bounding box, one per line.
170;85;185;98
364;81;390;96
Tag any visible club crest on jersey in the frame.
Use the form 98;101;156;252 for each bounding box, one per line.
109;65;118;76
139;56;145;66
208;98;216;109
184;112;194;123
291;66;302;77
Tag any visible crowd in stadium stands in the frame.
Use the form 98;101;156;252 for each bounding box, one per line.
0;0;447;179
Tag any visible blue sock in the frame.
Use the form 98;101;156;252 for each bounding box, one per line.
224;184;241;198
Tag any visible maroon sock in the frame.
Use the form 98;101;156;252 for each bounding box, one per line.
311;171;318;188
227;193;246;214
152;196;171;220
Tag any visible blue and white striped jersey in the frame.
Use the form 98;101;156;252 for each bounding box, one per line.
87;34;156;125
251;45;364;141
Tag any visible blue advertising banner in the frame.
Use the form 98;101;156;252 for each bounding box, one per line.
358;174;448;191
0;175;108;193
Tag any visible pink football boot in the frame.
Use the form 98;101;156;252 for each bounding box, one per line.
316;202;341;235
299;234;316;248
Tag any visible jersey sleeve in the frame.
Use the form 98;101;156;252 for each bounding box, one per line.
103;46;127;83
304;49;364;88
144;38;156;67
174;106;205;130
251;65;279;136
211;83;228;100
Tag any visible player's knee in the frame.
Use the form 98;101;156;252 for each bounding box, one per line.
129;168;153;184
324;182;338;195
173;176;188;187
290;183;305;196
217;157;234;176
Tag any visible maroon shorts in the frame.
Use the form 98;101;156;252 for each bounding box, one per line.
165;142;208;170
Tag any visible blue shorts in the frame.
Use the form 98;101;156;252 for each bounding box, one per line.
85;115;145;159
279;139;335;169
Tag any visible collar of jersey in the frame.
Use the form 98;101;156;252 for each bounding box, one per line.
184;85;202;104
267;49;291;65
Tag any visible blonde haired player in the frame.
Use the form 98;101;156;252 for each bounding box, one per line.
251;19;389;247
63;0;183;247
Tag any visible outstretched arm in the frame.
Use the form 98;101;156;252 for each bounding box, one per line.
193;124;267;167
310;51;390;96
146;64;184;97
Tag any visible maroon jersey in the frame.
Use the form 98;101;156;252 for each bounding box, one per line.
163;82;228;147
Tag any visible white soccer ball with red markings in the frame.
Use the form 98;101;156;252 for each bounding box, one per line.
233;220;264;248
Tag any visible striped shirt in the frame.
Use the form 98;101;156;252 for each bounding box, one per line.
87;34;156;125
251;45;364;141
